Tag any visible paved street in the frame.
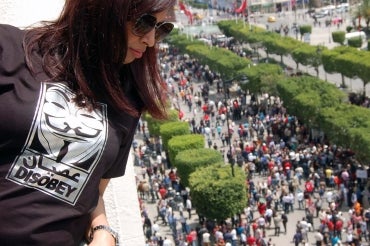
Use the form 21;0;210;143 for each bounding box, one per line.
131;78;369;245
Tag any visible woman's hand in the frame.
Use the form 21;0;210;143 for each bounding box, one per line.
87;179;118;246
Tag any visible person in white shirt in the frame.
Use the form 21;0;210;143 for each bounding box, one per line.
244;206;253;222
186;197;192;219
240;231;247;246
166;205;173;224
214;228;224;242
297;189;304;210
152;222;160;236
202;230;211;246
282;194;290;214
231;228;238;245
314;231;324;246
163;237;173;246
326;190;333;205
299;218;311;241
265;208;273;227
257;216;266;230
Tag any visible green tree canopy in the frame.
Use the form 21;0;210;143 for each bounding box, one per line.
144;109;179;137
276;76;345;128
160;121;190;151
167;134;204;166
174;148;223;187
189;164;247;222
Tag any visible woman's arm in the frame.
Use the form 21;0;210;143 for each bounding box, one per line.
87;179;117;246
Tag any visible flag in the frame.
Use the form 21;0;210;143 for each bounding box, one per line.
179;1;193;24
235;0;247;14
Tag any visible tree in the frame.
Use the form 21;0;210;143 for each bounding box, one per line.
352;0;370;29
299;25;312;37
320;104;370;163
240;63;283;96
348;37;363;48
167;134;204;166
276;76;345;129
189;164;247;222
263;34;300;63
291;45;323;77
160;121;190;151
144;109;179;137
332;31;346;45
174;148;223;187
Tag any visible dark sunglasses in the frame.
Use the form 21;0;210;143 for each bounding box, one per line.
132;14;174;41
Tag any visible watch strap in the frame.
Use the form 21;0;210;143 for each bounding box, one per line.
90;225;119;246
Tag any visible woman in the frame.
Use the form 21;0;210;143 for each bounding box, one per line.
0;0;175;245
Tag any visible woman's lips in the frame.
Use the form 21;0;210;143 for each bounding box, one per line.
130;48;143;59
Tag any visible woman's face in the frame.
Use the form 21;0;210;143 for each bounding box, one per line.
124;10;169;64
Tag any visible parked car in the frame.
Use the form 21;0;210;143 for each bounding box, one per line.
313;11;327;19
267;16;276;22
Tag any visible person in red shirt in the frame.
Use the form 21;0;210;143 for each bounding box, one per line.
283;159;292;180
305;179;314;194
238;124;244;138
189;228;197;244
261;143;268;153
168;169;177;187
252;220;258;236
335;219;343;239
247;234;256;245
186;232;193;245
327;220;334;235
245;144;254;154
159;186;167;199
333;175;341;189
258;202;267;216
202;104;208;113
178;109;184;120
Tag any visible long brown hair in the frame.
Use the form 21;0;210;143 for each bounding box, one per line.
24;0;175;119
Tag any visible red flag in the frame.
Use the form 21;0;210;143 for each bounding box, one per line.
179;1;186;11
235;0;247;13
179;1;193;24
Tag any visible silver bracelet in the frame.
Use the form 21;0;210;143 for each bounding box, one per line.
89;225;119;246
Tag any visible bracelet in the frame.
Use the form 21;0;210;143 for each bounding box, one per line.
89;225;119;246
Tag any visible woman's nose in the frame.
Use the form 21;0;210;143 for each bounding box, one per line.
141;28;156;47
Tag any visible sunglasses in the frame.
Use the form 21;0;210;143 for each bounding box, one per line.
132;14;174;41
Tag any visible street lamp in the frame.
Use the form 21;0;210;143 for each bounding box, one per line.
222;74;249;177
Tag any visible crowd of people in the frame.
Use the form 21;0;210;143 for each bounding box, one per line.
134;47;370;246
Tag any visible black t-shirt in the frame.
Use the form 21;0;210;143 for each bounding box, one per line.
0;24;140;245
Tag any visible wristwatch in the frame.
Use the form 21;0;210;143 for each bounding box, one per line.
89;225;119;246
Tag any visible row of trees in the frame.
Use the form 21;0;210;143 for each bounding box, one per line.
141;19;370;222
218;20;370;95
